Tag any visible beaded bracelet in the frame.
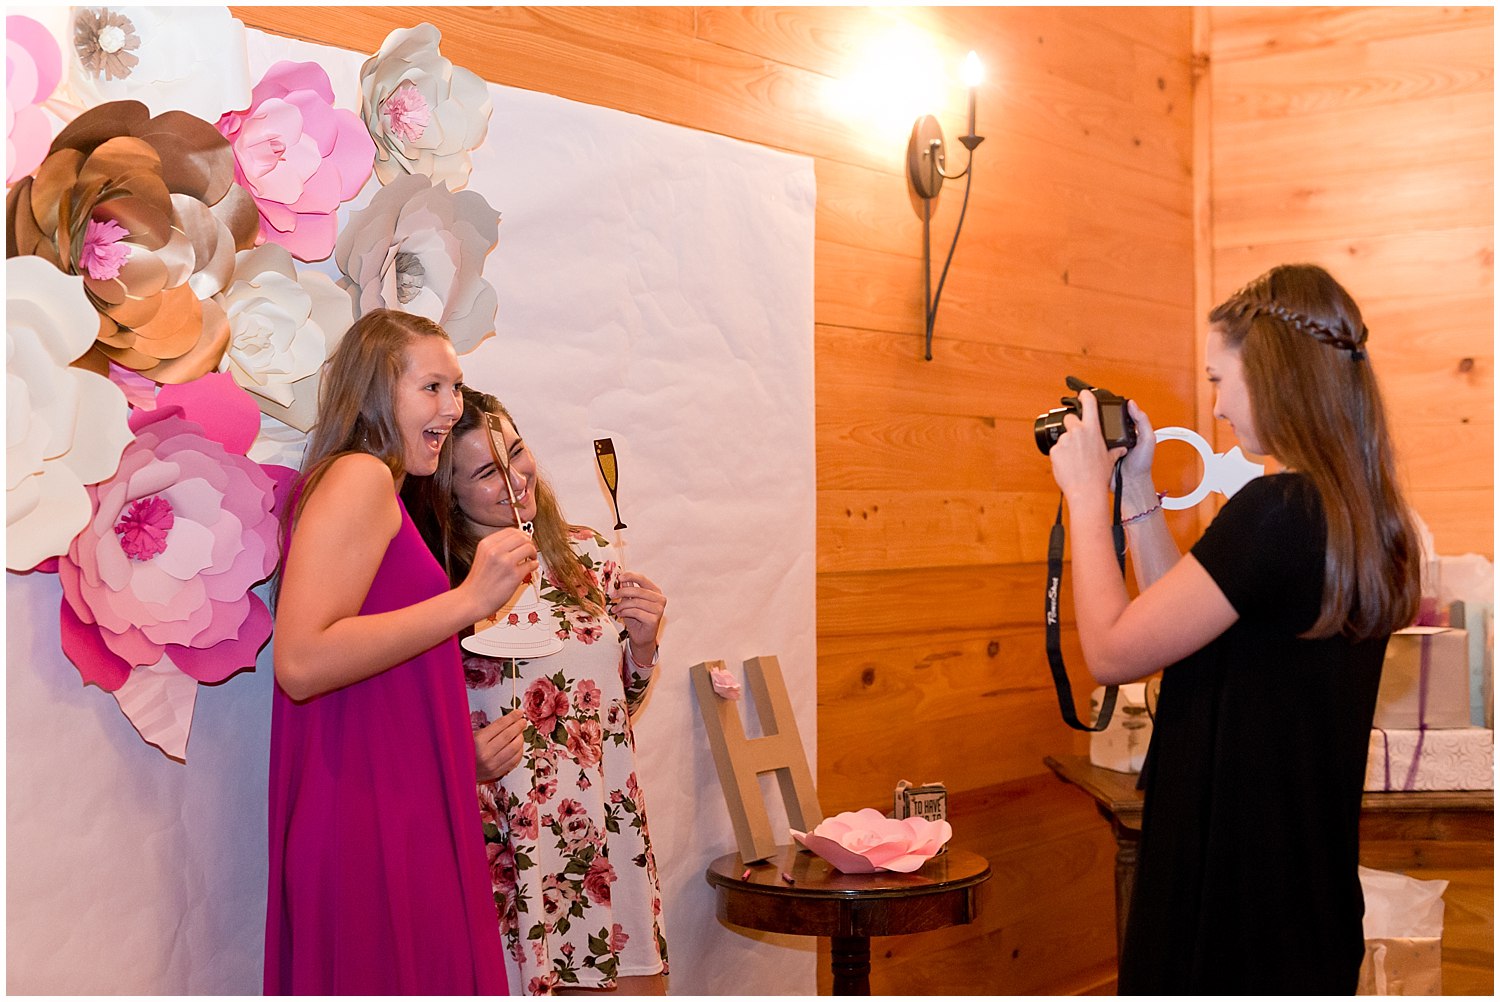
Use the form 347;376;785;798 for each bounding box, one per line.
1120;491;1167;526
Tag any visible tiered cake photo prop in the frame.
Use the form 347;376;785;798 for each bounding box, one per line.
460;412;563;660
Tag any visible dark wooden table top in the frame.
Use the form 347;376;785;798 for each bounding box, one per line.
705;843;992;938
1044;754;1494;840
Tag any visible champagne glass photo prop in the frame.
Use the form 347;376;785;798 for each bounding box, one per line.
461;412;563;662
594;438;626;530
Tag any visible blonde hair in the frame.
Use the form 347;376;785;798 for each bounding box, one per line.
1209;264;1420;640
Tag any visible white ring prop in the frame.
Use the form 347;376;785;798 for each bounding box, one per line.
1152;426;1265;510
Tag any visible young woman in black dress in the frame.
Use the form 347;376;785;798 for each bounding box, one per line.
1047;263;1421;992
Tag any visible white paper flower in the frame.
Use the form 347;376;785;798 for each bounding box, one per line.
7;256;132;571
358;22;491;191
60;6;251;124
216;244;353;431
334;172;500;353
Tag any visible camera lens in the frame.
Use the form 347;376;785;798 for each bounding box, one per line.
1034;409;1069;455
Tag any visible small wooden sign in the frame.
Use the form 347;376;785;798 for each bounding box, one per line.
692;656;823;863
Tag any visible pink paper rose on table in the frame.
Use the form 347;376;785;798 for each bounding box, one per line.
791;808;952;874
56;394;279;691
216;61;376;262
7;14;62;185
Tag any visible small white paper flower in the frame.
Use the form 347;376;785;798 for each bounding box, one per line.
216;244;353;431
7;256;132;571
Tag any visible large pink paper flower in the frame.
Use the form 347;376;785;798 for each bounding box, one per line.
7;14;62;185
56;398;279;691
217;61;376;262
791;808;952;874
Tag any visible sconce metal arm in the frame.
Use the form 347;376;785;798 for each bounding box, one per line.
908;115;984;361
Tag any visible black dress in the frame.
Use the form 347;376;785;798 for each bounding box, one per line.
1117;474;1388;994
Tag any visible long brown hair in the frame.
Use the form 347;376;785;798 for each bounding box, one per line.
407;387;605;615
273;309;453;605
1208;264;1420;640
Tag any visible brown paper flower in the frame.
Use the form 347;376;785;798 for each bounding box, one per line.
5;100;258;383
73;7;140;82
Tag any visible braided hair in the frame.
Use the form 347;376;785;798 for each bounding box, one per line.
1209;264;1420;641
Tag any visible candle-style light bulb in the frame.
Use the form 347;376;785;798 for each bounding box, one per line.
961;51;983;138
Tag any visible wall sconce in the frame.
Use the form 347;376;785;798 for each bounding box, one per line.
907;51;984;360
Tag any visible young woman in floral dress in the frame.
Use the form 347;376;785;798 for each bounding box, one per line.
406;386;669;996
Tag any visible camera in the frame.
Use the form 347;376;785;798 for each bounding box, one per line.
1034;376;1137;456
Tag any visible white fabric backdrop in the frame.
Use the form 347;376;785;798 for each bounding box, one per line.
6;25;817;995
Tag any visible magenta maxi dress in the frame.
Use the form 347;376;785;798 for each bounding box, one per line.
265;498;508;994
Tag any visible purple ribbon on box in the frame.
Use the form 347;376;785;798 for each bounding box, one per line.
1379;634;1432;792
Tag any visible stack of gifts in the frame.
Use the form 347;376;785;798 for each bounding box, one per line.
1366;591;1494;793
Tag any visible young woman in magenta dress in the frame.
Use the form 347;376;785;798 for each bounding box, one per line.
407;386;670;995
1047;264;1422;992
266;310;533;994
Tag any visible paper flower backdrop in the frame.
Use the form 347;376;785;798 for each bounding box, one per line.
334;171;500;352
6;8;505;759
791;808;953;874
6;99;259;382
358;23;492;191
216;60;376;262
7;14;62;186
217;243;353;431
60;6;251;125
7;257;133;571
56;382;279;694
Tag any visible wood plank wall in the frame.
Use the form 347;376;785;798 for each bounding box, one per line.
1204;5;1494;559
1204;8;1495;996
229;6;1494;995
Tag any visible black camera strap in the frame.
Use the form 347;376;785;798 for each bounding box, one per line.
1045;460;1127;731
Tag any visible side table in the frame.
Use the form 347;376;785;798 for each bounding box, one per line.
705;844;992;994
1043;753;1495;954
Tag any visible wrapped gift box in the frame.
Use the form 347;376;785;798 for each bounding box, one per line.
1088;682;1156;774
1365;727;1493;792
1373;627;1471;730
1448;601;1493;728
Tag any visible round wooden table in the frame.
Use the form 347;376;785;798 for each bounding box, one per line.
705;844;991;994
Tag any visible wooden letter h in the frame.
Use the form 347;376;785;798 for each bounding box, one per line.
691;656;823;863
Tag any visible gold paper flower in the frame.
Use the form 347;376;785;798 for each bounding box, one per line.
5;100;258;383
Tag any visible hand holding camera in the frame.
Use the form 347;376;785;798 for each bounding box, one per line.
1039;377;1154;506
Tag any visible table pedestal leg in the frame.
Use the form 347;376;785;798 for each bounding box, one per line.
1110;817;1140;958
831;935;872;995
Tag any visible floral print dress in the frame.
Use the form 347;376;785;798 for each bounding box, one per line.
464;527;668;995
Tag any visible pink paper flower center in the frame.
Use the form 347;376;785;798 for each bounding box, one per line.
381;82;430;142
79;217;132;280
243;134;289;179
114;495;174;561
